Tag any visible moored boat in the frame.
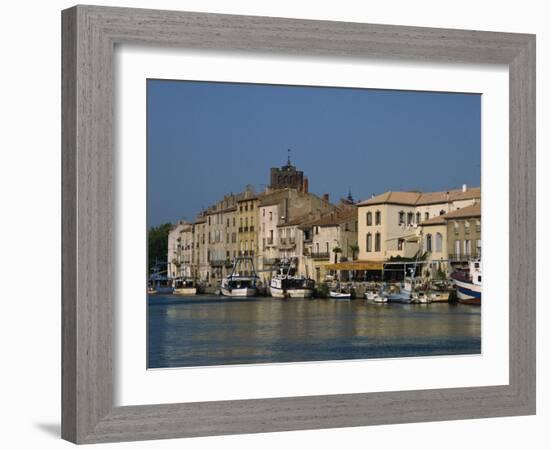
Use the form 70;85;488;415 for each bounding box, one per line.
221;256;259;297
451;259;482;305
270;257;315;299
173;277;197;295
411;291;431;304
330;290;351;300
148;262;173;294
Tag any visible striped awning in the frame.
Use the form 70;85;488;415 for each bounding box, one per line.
325;261;384;271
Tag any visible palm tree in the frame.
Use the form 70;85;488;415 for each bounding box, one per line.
349;243;360;261
332;246;342;264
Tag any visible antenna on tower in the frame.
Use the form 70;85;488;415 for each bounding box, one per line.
287;148;291;166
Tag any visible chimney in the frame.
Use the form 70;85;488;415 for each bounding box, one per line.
302;176;309;194
323;193;329;203
462;184;467;192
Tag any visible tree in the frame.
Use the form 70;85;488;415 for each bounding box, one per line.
349;243;360;261
332;246;342;264
148;223;172;271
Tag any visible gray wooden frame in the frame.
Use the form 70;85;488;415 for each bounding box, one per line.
62;5;536;444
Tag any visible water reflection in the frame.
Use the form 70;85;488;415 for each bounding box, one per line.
148;296;481;368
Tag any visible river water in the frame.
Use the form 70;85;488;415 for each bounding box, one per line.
148;295;481;368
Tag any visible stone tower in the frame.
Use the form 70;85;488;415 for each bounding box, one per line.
269;149;305;191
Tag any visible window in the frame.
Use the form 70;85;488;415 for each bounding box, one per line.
316;242;320;253
440;210;446;216
269;211;273;221
477;276;482;283
315;226;319;235
425;212;429;220
435;232;443;252
464;239;472;255
366;233;372;252
407;212;413;225
455;240;461;256
366;211;372;226
262;208;265;217
233;217;236;227
326;242;329;253
375;210;381;225
375;232;381;252
416;212;421;224
262;238;266;250
426;234;432;252
398;211;405;225
465;221;470;234
476;220;481;232
397;238;404;251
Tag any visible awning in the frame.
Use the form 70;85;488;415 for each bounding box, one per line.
325;261;384;271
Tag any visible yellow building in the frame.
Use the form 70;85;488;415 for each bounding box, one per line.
236;191;261;274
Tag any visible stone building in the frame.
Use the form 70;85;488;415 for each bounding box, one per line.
256;188;334;276
166;221;191;278
356;185;480;262
236;187;260;274
301;207;358;283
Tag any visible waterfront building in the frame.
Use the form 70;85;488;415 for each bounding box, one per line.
301;207;358;283
236;186;260;275
167;221;191;278
356;185;480;262
192;216;208;282
257;187;335;278
258;196;282;277
442;203;482;268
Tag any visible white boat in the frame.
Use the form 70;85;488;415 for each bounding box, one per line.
372;293;388;303
330;291;351;299
173;277;197;295
270;257;314;299
221;257;259;298
427;290;450;302
364;290;377;301
412;291;431;304
451;259;482;305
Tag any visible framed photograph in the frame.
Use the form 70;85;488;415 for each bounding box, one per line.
62;5;536;444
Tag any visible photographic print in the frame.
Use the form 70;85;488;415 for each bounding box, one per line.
147;79;482;369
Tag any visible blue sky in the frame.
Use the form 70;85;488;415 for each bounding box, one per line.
147;79;480;227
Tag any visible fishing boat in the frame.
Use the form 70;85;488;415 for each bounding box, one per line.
172;277;197;295
221;256;259;297
451;259;482;305
270;257;315;298
147;263;173;294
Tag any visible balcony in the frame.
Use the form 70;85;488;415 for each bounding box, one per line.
311;251;330;260
448;251;481;262
210;259;227;267
263;258;279;266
